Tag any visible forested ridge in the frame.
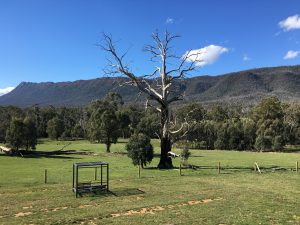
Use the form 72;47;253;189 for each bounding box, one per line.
1;65;300;107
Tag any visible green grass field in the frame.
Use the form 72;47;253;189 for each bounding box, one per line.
0;139;300;225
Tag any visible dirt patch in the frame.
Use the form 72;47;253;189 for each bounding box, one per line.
78;205;92;209
111;198;222;218
15;212;33;217
52;206;68;211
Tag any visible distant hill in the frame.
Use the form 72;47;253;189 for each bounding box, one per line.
1;65;300;107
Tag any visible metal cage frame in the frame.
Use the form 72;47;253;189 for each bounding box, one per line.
72;161;109;197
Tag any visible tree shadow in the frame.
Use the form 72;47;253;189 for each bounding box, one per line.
0;149;90;159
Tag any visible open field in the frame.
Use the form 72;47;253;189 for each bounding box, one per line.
0;139;300;225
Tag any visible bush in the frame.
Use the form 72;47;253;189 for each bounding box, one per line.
126;133;153;168
181;145;191;166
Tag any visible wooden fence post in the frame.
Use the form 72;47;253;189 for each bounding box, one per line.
296;161;298;172
94;167;97;180
254;162;261;174
218;161;221;174
44;169;47;184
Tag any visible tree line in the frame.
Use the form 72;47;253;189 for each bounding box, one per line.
0;94;299;152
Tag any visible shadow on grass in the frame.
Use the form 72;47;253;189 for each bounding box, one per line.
0;149;91;159
180;164;292;173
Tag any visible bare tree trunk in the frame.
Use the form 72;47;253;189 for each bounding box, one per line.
158;136;172;169
158;107;173;169
106;139;111;153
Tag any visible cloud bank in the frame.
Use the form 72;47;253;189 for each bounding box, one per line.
284;50;299;59
279;15;300;31
184;45;228;67
0;87;15;96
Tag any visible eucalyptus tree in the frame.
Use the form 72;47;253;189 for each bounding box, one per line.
102;31;200;168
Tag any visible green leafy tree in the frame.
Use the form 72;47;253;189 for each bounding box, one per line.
23;117;37;150
5;118;24;150
227;119;244;150
253;97;285;151
0;106;24;142
5;117;37;151
214;122;229;150
181;145;191;166
284;104;300;145
136;109;160;138
241;118;256;150
209;105;229;122
126;133;154;168
46;117;64;140
87;93;121;152
71;124;85;139
117;108;131;138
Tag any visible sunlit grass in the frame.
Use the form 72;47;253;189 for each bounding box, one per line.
0;139;300;224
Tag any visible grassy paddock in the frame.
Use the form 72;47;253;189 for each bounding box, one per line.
0;139;300;225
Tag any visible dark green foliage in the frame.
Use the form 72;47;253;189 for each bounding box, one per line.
209;105;229;122
5;117;37;150
126;133;154;168
136;109;160;138
253;97;285;151
0;95;300;153
23;117;37;150
117;109;131;138
181;144;191;166
71;124;85;139
87;93;121;152
46;117;64;140
0;106;24;142
5;118;24;150
176;103;206;123
284;104;300;145
214;122;229;150
241;118;256;150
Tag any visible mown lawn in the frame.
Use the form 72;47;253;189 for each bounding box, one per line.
0;139;300;225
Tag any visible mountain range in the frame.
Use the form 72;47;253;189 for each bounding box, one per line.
1;65;300;107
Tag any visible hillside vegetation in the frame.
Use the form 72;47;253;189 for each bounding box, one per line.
1;65;300;107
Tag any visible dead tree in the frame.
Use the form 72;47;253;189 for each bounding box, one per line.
102;31;200;169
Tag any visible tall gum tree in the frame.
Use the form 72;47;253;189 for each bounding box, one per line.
102;31;200;169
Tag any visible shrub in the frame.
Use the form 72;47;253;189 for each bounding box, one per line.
126;133;153;168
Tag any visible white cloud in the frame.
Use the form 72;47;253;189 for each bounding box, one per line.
0;87;15;96
184;45;228;67
243;54;251;61
279;15;300;31
284;50;299;59
165;17;174;24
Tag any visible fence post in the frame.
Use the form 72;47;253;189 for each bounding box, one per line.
44;169;47;184
296;161;298;172
218;161;221;174
94;167;97;180
254;162;261;174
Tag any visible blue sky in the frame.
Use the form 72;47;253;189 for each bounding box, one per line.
0;0;300;94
